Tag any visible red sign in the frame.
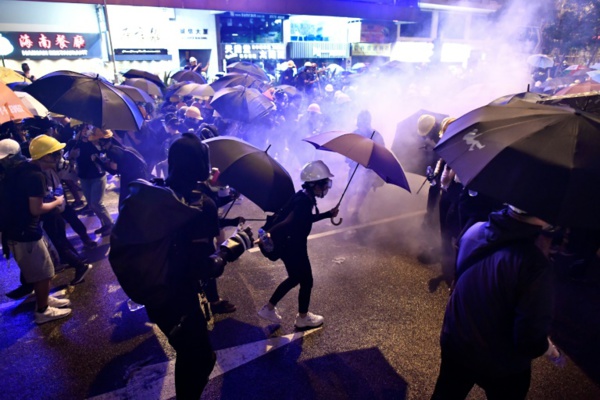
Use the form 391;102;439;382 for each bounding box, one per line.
2;32;100;59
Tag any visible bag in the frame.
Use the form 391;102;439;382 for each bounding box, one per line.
258;193;298;261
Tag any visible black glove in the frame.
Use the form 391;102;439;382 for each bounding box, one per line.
219;226;254;262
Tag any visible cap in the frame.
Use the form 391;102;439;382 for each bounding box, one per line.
0;139;21;160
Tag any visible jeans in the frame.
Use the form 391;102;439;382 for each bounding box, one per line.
270;244;313;314
80;175;113;228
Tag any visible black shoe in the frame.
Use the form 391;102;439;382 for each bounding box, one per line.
210;300;237;314
6;284;34;300
82;239;98;250
94;225;112;236
71;263;92;285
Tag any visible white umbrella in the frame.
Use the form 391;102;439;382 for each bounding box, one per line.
527;54;554;69
14;91;48;117
587;70;600;83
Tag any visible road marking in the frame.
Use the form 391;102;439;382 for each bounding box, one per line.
248;210;425;253
88;328;321;400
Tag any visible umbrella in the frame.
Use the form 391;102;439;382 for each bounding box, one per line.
210;85;274;122
540;76;580;93
489;91;547;105
391;109;448;176
227;61;269;81
0;81;34;123
0;67;30;85
210;73;269;93
203;136;295;212
556;81;600;96
587;70;600;83
123;78;163;98
274;84;299;98
24;70;144;131
171;69;206;84
172;82;215;98
433;101;600;228
122;69;165;87
526;54;554;69
14;91;48;117
115;84;154;104
351;63;366;71
326;63;346;77
538;91;600;115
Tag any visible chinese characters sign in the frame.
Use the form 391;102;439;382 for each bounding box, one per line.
223;43;286;60
2;32;101;59
352;43;391;57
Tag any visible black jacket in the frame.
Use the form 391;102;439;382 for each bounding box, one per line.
440;209;554;376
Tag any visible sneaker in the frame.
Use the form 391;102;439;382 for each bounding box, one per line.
47;295;71;308
83;239;98;250
258;305;283;323
35;306;72;325
6;284;34;300
295;312;324;329
210;300;237;314
71;263;92;285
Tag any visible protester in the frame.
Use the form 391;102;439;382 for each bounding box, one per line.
0;138;71;324
279;60;296;86
258;160;339;329
431;205;562;399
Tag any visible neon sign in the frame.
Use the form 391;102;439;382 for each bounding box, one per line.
1;32;100;59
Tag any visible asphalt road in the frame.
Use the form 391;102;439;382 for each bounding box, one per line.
0;170;599;400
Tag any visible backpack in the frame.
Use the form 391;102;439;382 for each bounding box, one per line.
258;192;299;261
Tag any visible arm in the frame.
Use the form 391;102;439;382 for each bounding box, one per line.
29;196;64;216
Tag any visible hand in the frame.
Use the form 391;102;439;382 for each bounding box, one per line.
54;195;65;207
545;337;566;367
330;206;339;218
234;216;246;226
90;154;98;161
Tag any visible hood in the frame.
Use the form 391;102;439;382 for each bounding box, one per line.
483;208;543;245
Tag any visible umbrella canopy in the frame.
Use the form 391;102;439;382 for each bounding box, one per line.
122;69;164;87
115;84;154;104
326;63;346;77
556;81;600;96
434;101;600;228
24;70;144;131
203;136;295;212
210;73;269;93
538;91;600;115
527;54;554;69
14;91;48;117
0;67;30;85
227;61;269;81
210;85;274;123
123;78;163;98
587;70;600;83
172;82;215;98
171;70;206;84
489;91;547;106
0;81;34;123
304;131;411;192
274;84;299;98
351;62;366;71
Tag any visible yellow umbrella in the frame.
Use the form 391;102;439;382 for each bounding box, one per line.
0;81;34;123
0;67;31;85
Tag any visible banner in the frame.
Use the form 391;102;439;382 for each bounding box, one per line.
1;32;101;59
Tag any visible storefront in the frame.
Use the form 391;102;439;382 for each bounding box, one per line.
349;20;396;67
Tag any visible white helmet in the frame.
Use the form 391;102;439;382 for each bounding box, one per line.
417;114;436;137
300;160;334;182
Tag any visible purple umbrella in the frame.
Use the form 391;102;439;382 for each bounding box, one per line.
304;131;411;224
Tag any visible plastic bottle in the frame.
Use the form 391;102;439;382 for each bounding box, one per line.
426;165;436;186
54;186;63;196
258;228;274;252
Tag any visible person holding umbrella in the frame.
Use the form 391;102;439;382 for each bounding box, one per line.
257;160;339;329
431;204;562;399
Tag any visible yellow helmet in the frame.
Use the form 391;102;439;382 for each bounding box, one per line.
439;117;457;138
417;114;436;137
29;134;66;160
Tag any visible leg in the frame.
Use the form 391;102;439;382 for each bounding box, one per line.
33;278;51;310
431;347;475;400
478;368;531;400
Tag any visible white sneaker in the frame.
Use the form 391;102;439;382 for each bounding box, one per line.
295;312;324;329
47;296;71;308
35;306;72;325
258;305;282;323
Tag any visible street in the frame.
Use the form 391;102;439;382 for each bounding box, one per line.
0;171;599;400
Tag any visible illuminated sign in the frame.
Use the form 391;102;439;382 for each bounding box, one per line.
1;32;101;59
223;43;286;60
222;12;288;20
351;43;391;57
179;27;210;41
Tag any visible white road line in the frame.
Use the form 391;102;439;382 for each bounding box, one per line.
88;328;321;400
248;210;425;253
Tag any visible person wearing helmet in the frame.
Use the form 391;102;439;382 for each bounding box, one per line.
30;135;93;286
295;61;318;96
279;60;296;86
0;138;71;324
70;125;114;237
183;106;203;133
258;160;339;329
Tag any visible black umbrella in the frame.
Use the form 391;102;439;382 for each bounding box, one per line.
489;91;547;105
203;136;295;212
227;61;269;81
116;84;154;104
274;84;300;98
210;73;269;93
23;70;144;131
123;78;163;98
434;101;600;228
210;85;274;122
171;70;206;84
538;91;600;115
122;69;165;87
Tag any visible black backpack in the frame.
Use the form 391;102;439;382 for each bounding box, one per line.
258;192;300;261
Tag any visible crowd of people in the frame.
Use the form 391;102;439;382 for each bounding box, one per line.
1;58;598;399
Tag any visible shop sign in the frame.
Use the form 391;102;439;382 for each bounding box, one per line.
287;42;350;59
179;27;210;41
223;43;286;60
1;32;101;59
222;12;288;20
115;49;169;55
351;43;391;57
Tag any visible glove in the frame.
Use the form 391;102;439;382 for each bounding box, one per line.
219;226;254;262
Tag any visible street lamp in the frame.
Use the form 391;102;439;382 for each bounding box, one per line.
0;34;14;67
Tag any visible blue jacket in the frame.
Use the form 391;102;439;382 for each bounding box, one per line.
440;209;554;376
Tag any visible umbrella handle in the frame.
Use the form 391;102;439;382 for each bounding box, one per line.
331;216;343;226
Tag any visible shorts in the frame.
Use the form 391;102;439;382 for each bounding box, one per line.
8;238;55;283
